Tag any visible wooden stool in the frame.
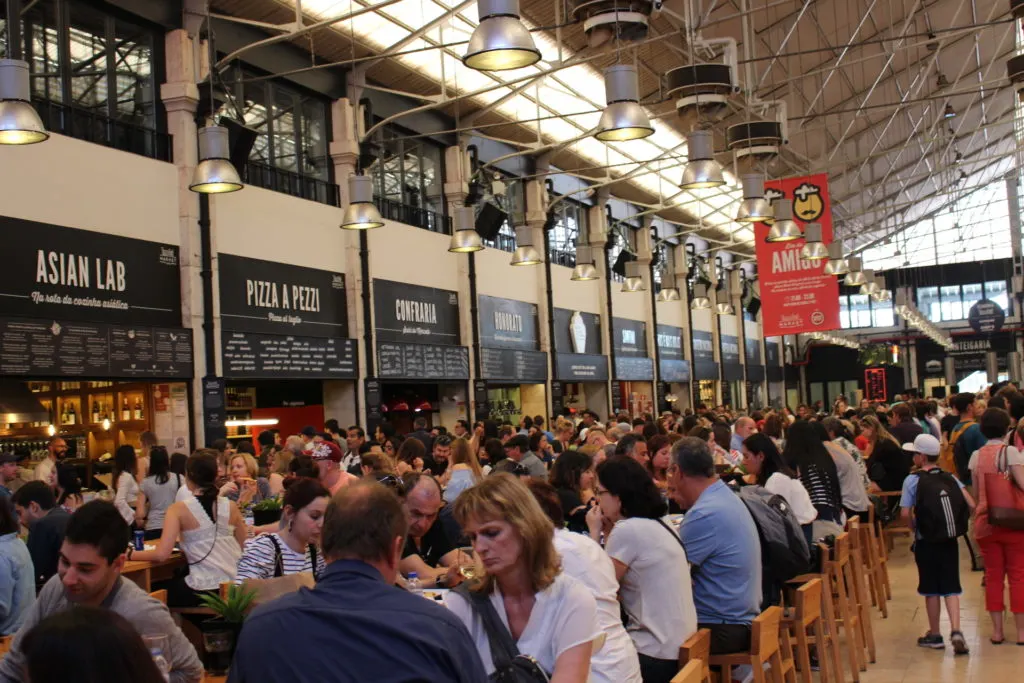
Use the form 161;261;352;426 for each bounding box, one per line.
782;578;829;683
844;521;877;664
787;544;845;683
672;660;706;683
679;628;712;683
877;492;911;552
867;505;892;601
858;509;889;615
708;607;793;683
148;589;168;605
827;534;866;681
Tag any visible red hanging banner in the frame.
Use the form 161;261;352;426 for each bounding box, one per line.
756;173;841;337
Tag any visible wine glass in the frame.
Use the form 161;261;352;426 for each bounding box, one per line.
456;546;479;581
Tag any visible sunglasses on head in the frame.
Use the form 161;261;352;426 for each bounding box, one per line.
435;435;452;446
375;474;407;495
507;461;530;477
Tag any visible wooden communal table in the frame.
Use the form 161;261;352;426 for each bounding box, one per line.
122;553;186;593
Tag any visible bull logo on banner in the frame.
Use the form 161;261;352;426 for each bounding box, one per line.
755;173;841;337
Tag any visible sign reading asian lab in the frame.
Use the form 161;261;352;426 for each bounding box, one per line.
756;173;841;337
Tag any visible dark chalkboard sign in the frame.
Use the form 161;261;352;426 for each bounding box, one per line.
374;279;460;346
659;359;691;383
613;318;647;357
376;342;470;380
479;347;548;383
222;331;357;379
614;356;654;381
692;330;718;380
554;352;609;381
479;295;540;351
656;325;685;361
721;334;743;381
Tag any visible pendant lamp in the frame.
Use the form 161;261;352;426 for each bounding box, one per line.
844;256;867;286
823;240;849;275
463;0;541;71
570;245;599;280
190;125;243;193
766;199;801;242
595;65;654;142
735;174;773;223
622;260;646;292
690;283;711;310
859;269;878;295
341;175;384;229
800;223;829;262
448;206;484;252
680;130;724;189
510;226;542;266
0;59;48;144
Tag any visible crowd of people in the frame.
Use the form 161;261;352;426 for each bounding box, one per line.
0;384;1022;682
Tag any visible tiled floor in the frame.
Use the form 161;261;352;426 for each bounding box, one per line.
858;541;1020;683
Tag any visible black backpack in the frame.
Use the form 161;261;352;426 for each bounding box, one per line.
737;486;811;581
913;468;969;542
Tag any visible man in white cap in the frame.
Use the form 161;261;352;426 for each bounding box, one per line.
898;433;975;655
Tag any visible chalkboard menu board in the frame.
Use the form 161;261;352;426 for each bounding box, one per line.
692;330;718;380
479;296;539;351
745;336;764;382
656;325;685;361
553;309;601;354
610;381;622;410
615;356;654;381
202;376;227;444
365;379;383;427
480;347;548;383
374;279;460;346
659;359;691;383
0;317;193;378
222;331;357;379
765;340;783;382
555;352;609;382
551;381;565;416
721;334;743;381
613;318;647;357
377;342;470;380
219;254;348;338
864;367;887;401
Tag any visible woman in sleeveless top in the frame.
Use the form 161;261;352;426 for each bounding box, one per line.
131;449;247;607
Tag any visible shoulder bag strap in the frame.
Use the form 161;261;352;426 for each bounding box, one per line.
308;544;319;580
267;534;285;578
455;584;517;670
656;518;688;554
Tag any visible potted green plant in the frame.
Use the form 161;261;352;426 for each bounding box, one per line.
197;585;257;675
250;495;283;527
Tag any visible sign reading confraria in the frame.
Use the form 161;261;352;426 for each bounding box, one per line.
373;279;461;346
0;215;182;327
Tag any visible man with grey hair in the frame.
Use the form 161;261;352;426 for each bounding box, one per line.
668;437;761;656
731;417;756;453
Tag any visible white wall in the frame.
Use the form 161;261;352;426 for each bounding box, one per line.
655;299;686;327
691;308;714;332
720;315;739;337
367;220;461;290
475;247;542;303
211;186;347;270
611;284;648;322
0;133;178;244
551;264;602;314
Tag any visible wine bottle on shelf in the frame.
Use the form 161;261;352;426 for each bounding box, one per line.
67;404;76;426
91;401;99;423
121;398;130;421
134;398;143;420
60;404;68;425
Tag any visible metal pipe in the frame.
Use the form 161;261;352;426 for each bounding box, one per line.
359;230;375;378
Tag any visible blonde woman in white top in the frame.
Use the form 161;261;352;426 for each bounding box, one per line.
131;449;246;607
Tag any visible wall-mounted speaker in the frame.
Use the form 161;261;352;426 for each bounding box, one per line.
612;250;634;277
746;297;761;317
475;203;507;240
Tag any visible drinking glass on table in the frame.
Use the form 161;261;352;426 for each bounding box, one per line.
142;633;171;682
456;546;479;581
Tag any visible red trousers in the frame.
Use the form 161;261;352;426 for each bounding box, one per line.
978;528;1024;614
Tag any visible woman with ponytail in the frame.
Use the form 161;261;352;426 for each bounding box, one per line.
131;449;248;607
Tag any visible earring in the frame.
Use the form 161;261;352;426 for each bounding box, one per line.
288;520;293;532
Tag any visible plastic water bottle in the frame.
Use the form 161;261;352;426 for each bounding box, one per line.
407;572;423;597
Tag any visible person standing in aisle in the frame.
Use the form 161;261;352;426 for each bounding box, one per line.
32;437;66;489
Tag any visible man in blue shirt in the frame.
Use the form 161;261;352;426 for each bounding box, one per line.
731;417;756;453
669;437;761;655
228;481;486;683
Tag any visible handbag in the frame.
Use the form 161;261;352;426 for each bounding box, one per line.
241;536;317;605
985;445;1024;531
454;584;551;683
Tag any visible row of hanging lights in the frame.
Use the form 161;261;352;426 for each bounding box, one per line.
807;331;859;349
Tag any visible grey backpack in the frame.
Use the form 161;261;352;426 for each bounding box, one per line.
737;485;812;581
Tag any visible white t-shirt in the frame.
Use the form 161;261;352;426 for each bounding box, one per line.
969;441;1024;471
445;572;601;677
553;529;642;683
765;472;818;525
605;517;698;660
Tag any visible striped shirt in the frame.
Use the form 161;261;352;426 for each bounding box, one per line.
235;533;325;583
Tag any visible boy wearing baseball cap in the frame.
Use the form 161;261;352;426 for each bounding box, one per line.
899;433;975;654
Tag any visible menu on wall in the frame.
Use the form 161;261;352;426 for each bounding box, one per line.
480;347;548;383
554;352;609;382
615;356;654;381
218;254;348;337
374;279;461;346
745;336;765;382
659;359;691;383
0;215;182;327
479;295;540;351
0;317;193;378
656;325;685;360
721;334;743;381
222;332;357;379
692;330;718;380
376;342;469;380
612;318;648;357
765;340;784;382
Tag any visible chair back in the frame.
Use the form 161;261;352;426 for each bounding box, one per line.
794;578;822;624
148;589;168;605
679;628;711;680
670;660;704;683
750;606;783;657
832;532;851;566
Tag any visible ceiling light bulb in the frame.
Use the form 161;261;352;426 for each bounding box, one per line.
943;103;956;119
341;175;384;229
735;174;773;224
716;301;734;315
844;256;867;286
690;283;711;310
510;226;542;266
823;240;849;275
766;199;802;241
799;223;829;262
680;131;724;189
463;0;541;71
190;125;243;193
595;65;654;142
448;206;484;252
0;59;48;144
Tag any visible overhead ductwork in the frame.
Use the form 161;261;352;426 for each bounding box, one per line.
0;381;50;424
571;0;654;47
727;120;785;161
665;39;738;125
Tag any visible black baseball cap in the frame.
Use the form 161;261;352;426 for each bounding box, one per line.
300;426;317;438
